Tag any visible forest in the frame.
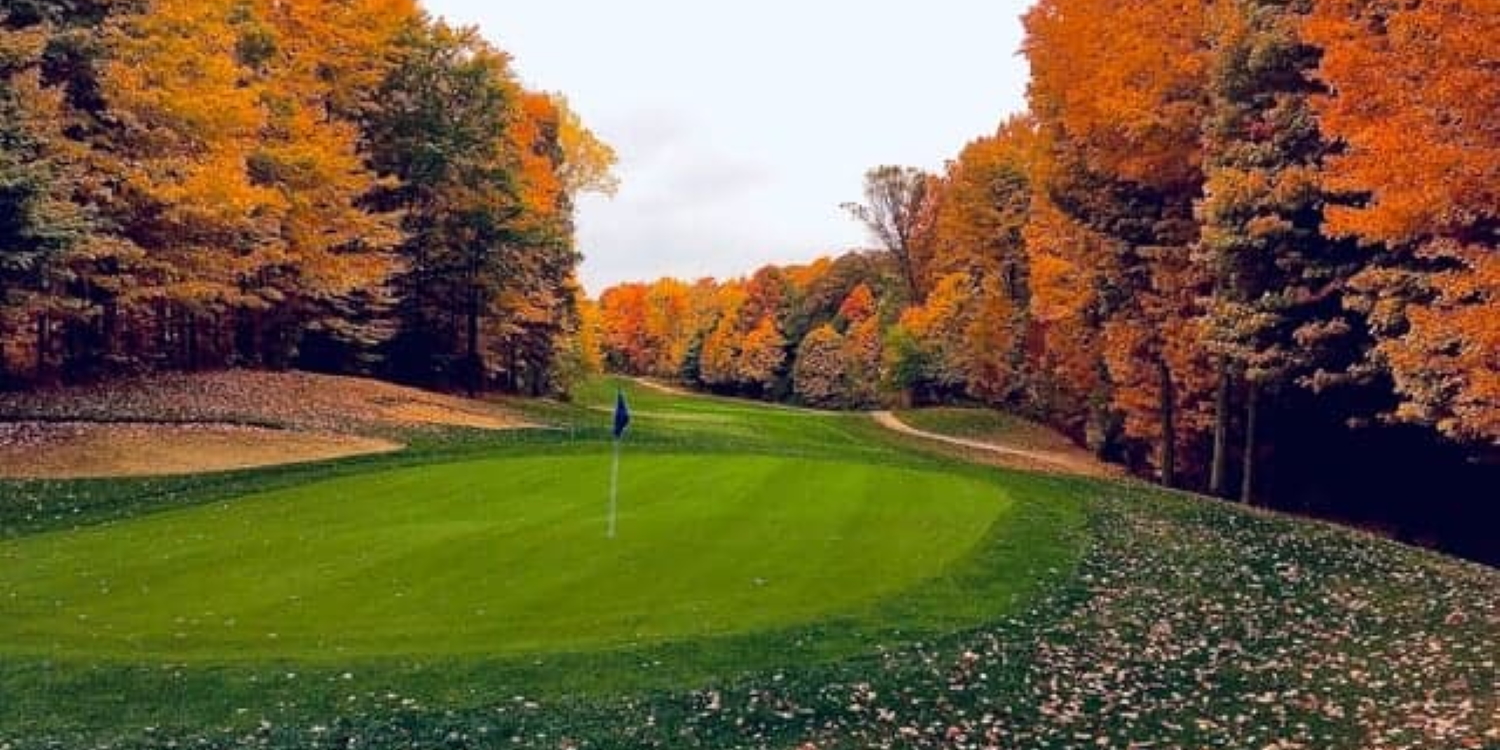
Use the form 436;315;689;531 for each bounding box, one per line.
595;0;1500;562
0;0;616;396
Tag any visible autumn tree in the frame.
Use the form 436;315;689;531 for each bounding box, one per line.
552;94;620;198
1193;0;1363;501
698;281;747;389
365;21;523;391
1024;192;1115;452
928;118;1037;405
886;272;974;402
1305;0;1500;443
0;1;604;395
100;0;286;370
1025;0;1217;485
736;315;786;395
792;324;845;408
844;166;938;303
233;0;412;367
0;12;89;382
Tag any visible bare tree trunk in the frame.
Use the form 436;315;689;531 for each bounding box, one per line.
466;283;481;396
102;299;118;364
35;311;50;381
1240;381;1259;505
186;313;199;370
157;300;171;363
1209;357;1232;497
1159;359;1177;488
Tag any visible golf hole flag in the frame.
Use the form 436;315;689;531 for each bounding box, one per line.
613;390;631;439
607;389;629;538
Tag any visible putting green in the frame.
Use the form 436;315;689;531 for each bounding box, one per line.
0;453;1007;661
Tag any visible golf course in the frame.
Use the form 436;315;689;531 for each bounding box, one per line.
0;375;1494;749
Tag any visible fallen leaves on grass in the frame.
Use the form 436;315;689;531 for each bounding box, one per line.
2;489;1494;749
0;370;530;436
0;421;400;479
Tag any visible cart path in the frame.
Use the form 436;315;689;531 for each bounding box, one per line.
871;410;1122;479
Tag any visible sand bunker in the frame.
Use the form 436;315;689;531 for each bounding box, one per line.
0;421;402;479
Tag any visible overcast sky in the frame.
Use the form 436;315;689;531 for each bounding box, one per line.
422;1;1033;294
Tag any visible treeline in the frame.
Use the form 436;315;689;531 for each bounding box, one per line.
0;0;615;395
596;0;1499;555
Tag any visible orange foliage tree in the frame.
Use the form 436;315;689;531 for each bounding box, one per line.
1306;0;1500;443
1025;0;1217;485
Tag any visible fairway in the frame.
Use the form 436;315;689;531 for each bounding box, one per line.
0;452;1007;660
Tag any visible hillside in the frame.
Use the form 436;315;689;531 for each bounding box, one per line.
0;377;1494;749
0;371;529;478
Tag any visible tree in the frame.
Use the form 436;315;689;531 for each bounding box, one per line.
842;313;884;408
0;1;601;394
101;0;286;370
551;94;619;198
844;165;938;303
928;118;1037;405
1195;0;1356;502
793;324;845;408
1025;0;1217;485
1305;0;1500;443
366;21;524;392
234;0;411;366
888;272;974;402
734;316;785;396
837;282;877;326
0;20;89;383
1025;191;1115;452
698;281;747;389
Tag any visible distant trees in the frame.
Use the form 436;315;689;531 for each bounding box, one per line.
594;0;1499;528
0;1;613;394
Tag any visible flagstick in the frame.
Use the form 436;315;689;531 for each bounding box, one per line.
607;436;621;539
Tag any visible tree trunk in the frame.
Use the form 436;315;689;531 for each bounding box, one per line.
186;313;199;370
35;311;50;380
1159;359;1177;488
1209;357;1232;497
157;300;171;363
102;299;118;364
1240;380;1259;505
465;283;481;396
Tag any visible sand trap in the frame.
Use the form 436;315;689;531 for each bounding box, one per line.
0;422;402;480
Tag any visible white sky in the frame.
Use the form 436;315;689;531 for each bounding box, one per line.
422;1;1034;294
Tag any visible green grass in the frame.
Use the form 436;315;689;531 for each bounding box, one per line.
2;376;1494;750
0;376;1089;743
1;454;1006;660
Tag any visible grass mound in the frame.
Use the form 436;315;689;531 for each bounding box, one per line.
1;454;1008;660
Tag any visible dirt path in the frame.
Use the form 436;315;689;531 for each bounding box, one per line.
630;378;693;396
871;411;1120;479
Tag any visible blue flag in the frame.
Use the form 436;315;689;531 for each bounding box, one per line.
612;390;631;439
